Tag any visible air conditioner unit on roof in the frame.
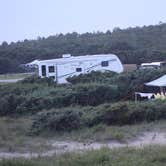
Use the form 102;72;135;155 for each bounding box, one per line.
62;54;71;58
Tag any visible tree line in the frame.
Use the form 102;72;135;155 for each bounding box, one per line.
1;23;166;74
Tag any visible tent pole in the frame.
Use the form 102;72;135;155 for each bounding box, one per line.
135;93;137;103
160;87;164;94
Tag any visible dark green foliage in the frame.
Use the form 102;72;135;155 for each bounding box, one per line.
32;100;166;133
0;57;20;74
109;68;166;99
91;101;166;126
1;23;166;74
0;95;25;116
32;108;83;133
67;71;117;84
20;75;55;86
0;81;118;115
68;69;166;99
71;83;119;106
0;69;166;116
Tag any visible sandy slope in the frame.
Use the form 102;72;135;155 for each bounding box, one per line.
0;132;166;159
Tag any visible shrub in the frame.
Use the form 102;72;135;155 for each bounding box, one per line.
71;83;119;106
1;69;166;116
32;100;166;134
68;69;166;99
67;71;117;84
32;108;84;133
91;100;166;126
109;68;166;99
0;83;119;115
0;95;25;116
20;75;55;86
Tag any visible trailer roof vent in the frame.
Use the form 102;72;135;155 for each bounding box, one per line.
62;54;71;58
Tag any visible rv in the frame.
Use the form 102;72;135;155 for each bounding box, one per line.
26;54;123;84
140;61;166;69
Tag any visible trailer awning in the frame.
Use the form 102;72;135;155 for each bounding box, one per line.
145;75;166;87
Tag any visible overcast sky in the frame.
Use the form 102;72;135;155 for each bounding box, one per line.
0;0;166;43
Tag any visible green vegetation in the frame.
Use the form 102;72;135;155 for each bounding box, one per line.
67;71;117;84
0;69;166;116
67;69;166;99
0;69;166;164
0;115;166;151
0;82;118;116
31;100;166;134
0;70;166;136
1;23;166;74
1;23;166;164
0;117;53;153
1;146;166;166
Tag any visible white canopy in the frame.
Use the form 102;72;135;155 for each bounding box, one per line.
145;75;166;87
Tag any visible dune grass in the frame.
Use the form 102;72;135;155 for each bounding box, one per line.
1;146;166;166
0;117;52;153
1;116;166;152
42;120;166;143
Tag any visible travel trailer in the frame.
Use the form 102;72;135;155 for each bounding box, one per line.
140;61;166;69
26;54;123;84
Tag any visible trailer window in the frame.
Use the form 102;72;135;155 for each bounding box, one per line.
101;61;109;67
48;66;55;73
76;68;82;72
41;65;46;76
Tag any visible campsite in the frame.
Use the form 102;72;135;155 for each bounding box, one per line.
1;66;166;165
1;0;166;165
1;45;166;166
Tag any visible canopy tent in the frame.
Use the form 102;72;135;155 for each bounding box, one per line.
145;75;166;87
135;75;166;101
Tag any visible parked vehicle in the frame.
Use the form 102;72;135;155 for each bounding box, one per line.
26;54;123;84
140;61;166;69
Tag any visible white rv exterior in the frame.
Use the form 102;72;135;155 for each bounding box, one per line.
27;54;123;84
140;61;166;69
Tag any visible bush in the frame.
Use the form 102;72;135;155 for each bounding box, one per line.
1;69;166;116
68;69;166;99
108;68;166;99
32;108;84;133
20;75;55;86
0;83;119;115
92;100;166;125
90;102;130;126
67;71;117;84
32;100;166;134
0;95;25;116
71;83;119;106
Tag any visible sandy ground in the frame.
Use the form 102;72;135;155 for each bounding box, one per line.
0;132;166;159
0;78;23;83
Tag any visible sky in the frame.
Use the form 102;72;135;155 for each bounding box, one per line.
0;0;166;43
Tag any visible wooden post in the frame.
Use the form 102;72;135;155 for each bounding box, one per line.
55;65;58;84
160;87;164;94
135;93;137;103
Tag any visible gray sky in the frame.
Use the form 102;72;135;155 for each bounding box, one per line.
0;0;166;43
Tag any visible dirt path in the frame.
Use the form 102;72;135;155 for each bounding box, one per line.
0;132;166;159
0;78;23;83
